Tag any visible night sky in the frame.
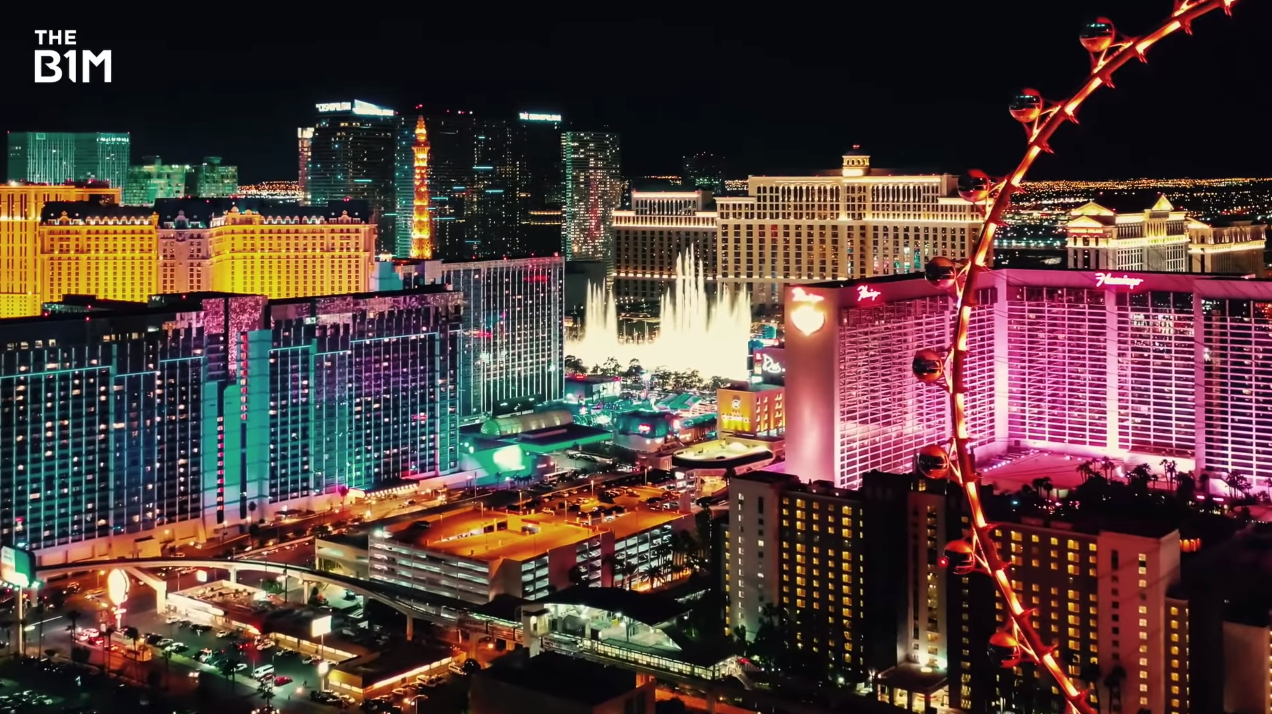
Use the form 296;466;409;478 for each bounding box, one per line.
3;3;1269;183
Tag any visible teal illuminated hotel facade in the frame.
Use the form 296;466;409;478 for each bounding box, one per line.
0;287;463;563
7;132;130;189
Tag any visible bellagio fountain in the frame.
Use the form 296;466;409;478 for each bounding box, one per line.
568;249;752;379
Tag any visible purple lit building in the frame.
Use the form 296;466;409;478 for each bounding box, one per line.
785;269;1272;488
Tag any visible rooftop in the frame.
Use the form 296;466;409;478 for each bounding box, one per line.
383;489;689;561
476;650;640;706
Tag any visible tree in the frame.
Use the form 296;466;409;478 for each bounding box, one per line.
219;657;240;689
1031;477;1054;500
257;680;276;709
1103;664;1127;713
1075;460;1098;484
103;625;117;677
1224;470;1252;502
1098;456;1116;481
564;355;585;375
65;609;82;636
603;554;636;590
1160;458;1178;491
1176;471;1197;505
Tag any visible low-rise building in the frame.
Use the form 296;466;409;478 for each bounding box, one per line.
365;497;693;603
470;650;655;714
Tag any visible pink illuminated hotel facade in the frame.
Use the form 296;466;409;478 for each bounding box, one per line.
785;268;1272;488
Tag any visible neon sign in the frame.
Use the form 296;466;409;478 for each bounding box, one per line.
761;353;783;375
1094;273;1144;289
857;285;881;301
519;112;562;122
789;288;826;336
316;100;395;117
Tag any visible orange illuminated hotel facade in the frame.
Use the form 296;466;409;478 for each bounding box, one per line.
0;182;375;318
784;268;1272;491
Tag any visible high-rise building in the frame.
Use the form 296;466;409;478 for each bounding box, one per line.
260;288;463;495
6;132;130;189
408;117;432;258
7;196;376;318
612;191;717;305
307;100;397;254
562;132;621;275
516;112;566;257
713;150;983;304
0;284;462;563
123;156;190;205
727;467;1202;714
0;294;247;556
397;111;521;261
297;128;314;203
193;156;238;197
784;268;1272;490
682;152;727;195
441;256;565;421
39;199;160;306
0;181;121;318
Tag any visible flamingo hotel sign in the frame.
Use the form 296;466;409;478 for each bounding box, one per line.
856;285;881;301
1094;273;1144;289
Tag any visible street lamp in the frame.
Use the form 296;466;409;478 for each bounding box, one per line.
317;660;330;693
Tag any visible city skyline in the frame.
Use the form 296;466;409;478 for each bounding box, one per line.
4;5;1272;184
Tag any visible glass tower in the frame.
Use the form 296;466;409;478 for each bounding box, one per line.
516;112;565;257
123;155;190;205
442;256;564;420
307;101;398;254
193;157;238;197
6;132;130;189
562;132;621;274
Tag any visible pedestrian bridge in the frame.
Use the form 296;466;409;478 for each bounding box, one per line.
35;557;472;639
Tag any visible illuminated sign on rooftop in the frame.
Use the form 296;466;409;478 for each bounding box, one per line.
1094;272;1144;289
519;112;562;122
316;100;395;117
857;285;881;302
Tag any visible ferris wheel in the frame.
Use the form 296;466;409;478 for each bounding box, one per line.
909;3;1244;713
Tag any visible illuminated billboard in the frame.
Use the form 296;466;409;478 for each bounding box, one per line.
0;547;34;588
518;112;562;122
312;614;333;638
753;347;785;385
316;100;395;117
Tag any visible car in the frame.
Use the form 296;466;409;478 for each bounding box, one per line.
145;633;164;645
304;654;323;665
232;663;248;673
257;640;274;651
390;689;409;698
215;630;231;638
167;642;189;654
187;671;201;679
190;624;211;634
273;676;293;686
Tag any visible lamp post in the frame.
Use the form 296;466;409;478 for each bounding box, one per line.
317;660;330;693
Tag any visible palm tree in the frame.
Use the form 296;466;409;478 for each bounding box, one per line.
1224;470;1252;501
1159;459;1178;491
1199;469;1213;499
103;625;117;677
603;554;636;590
1103;664;1127;712
64;609;82;638
1098;456;1116;481
1075;460;1097;484
1031;477;1054;500
1176;471;1197;505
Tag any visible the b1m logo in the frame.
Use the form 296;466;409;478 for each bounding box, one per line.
33;30;111;83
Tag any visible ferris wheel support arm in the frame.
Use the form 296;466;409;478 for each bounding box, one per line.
944;3;1242;713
